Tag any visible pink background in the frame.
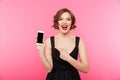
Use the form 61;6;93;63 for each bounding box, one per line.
0;0;120;80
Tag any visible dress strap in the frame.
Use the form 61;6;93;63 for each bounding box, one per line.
76;37;80;48
50;36;55;48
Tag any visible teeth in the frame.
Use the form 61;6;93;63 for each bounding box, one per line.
62;27;67;28
62;25;68;27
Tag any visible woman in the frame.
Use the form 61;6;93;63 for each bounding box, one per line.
36;8;89;80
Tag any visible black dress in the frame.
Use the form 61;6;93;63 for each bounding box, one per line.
46;36;81;80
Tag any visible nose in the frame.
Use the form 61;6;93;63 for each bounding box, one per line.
62;19;67;24
62;23;67;26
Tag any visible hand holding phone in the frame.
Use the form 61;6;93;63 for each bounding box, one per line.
36;31;44;45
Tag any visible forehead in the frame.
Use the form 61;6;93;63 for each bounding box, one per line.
60;12;71;18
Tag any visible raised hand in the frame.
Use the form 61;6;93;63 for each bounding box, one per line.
59;48;71;61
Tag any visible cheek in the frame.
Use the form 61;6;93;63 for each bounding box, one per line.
58;21;62;24
68;22;72;26
68;21;72;24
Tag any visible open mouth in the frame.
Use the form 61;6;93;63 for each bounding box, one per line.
61;24;68;30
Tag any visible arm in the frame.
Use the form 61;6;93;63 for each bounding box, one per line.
36;38;53;72
67;38;89;73
59;38;89;73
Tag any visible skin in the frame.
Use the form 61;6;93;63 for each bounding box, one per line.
36;12;89;73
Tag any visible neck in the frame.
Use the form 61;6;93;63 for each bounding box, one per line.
57;32;71;38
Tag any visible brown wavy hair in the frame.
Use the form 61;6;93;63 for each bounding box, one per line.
52;8;77;30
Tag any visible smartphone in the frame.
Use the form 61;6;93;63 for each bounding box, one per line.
36;31;44;45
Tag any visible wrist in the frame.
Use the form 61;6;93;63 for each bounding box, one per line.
66;55;72;62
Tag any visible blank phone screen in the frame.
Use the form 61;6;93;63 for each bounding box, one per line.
37;32;43;44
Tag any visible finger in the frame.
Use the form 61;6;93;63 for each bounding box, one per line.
43;38;45;43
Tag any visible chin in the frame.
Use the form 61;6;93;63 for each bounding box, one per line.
61;30;70;34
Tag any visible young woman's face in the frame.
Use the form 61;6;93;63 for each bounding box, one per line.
58;12;72;34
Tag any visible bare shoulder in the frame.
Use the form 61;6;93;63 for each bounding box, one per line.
45;37;51;48
45;37;51;44
79;37;86;48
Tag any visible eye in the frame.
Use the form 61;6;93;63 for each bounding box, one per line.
59;18;63;21
67;18;71;21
